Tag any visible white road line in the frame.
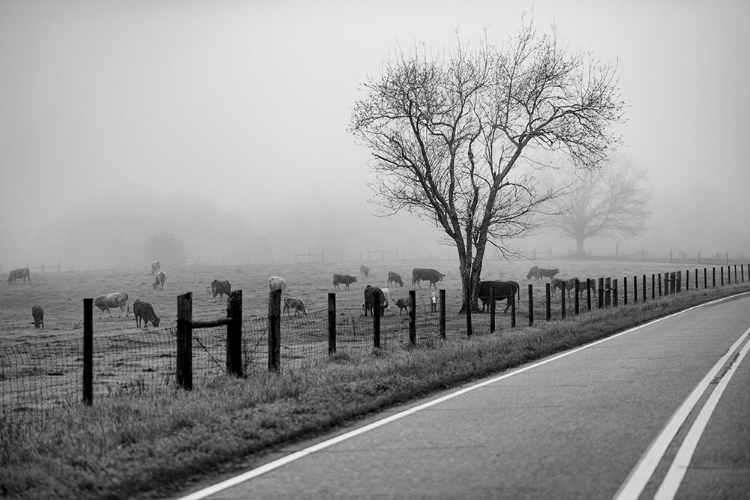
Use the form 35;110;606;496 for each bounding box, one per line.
653;328;750;500
178;293;750;500
612;325;750;500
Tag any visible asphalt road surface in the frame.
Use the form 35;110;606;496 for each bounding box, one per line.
176;292;750;500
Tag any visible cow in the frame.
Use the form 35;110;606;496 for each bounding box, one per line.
537;267;560;280
395;297;411;315
412;268;445;289
333;274;357;290
363;284;387;316
550;278;579;298
269;276;288;293
578;279;597;298
360;265;370;278
133;299;160;327
211;280;231;301
282;296;307;316
478;280;521;313
153;271;166;290
380;287;392;311
7;267;31;285
387;271;404;287
94;292;130;318
32;305;44;329
151;260;160;275
526;266;540;280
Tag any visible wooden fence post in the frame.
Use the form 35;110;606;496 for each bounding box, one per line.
704;268;708;289
489;286;496;333
439;289;446;340
268;289;281;372
633;276;638;303
713;267;716;287
177;292;193;390
528;284;534;326
328;293;336;354
409;290;417;345
561;287;566;319
598;278;605;308
373;290;381;348
83;298;93;406
574;279;579;314
651;274;655;299
226;290;243;377
613;279;618;307
605;278;612;307
720;267;724;286
587;278;592;311
511;292;516;327
686;270;689;291
623;277;628;306
545;283;551;321
658;274;662;296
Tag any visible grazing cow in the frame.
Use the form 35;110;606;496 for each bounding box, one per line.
478;280;521;313
32;305;44;329
282;296;307;316
151;260;160;275
94;292;130;317
412;268;445;289
211;280;231;301
153;271;166;290
537;267;560;280
387;271;404;287
578;279;597;298
7;267;31;285
395;297;411;315
363;284;387;316
333;273;357;290
269;276;288;293
550;278;579;298
360;265;370;278
527;266;540;280
133;299;160;327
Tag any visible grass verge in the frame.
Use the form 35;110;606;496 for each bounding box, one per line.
2;283;749;500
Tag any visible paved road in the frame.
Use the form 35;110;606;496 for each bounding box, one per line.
176;293;750;500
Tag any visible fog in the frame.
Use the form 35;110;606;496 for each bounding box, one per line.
1;1;749;271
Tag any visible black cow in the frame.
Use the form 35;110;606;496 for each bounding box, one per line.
7;267;31;285
133;299;160;327
363;285;386;316
395;297;411;315
333;274;357;290
388;271;404;287
412;268;445;289
478;280;521;313
211;280;232;301
32;305;44;329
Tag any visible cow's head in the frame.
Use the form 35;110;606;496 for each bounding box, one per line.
152;317;161;327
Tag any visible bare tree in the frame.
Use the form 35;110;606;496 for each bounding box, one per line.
548;157;651;257
349;19;625;310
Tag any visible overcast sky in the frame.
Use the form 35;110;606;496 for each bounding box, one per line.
1;0;749;268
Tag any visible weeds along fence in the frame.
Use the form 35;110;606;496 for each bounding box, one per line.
2;265;748;419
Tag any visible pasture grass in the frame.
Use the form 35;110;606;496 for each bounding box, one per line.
2;282;749;500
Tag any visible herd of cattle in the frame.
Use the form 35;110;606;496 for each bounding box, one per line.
6;260;592;328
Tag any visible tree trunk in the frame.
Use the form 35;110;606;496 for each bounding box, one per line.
575;236;587;258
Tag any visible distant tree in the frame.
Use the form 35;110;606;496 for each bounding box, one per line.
349;18;625;310
144;227;185;268
548;157;651;257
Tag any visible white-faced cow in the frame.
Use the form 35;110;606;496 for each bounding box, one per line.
387;271;404;287
211;280;231;301
282;296;307;316
363;285;387;316
153;271;166;290
94;292;130;318
478;280;521;313
333;274;357;290
269;276;288;293
360;265;370;278
411;268;445;289
32;305;44;329
151;260;160;275
7;267;31;285
133;299;160;327
395;297;411;315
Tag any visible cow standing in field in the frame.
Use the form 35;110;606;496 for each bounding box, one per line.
333;274;357;290
282;296;307;316
412;268;445;289
32;305;44;329
578;279;597;298
153;271;166;290
151;260;160;275
387;271;404;287
363;285;387;316
7;268;31;285
360;265;370;278
478;280;521;313
133;299;160;327
527;266;540;280
537;267;560;280
211;280;231;301
395;297;411;315
269;276;288;293
94;292;130;318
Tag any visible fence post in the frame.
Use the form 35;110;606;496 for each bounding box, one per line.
677;272;682;293
226;290;243;378
704;268;708;289
177;292;193;390
652;274;655;299
574;279;580;314
328;293;336;354
713;267;716;287
613;279;618;307
510;292;516;328
643;275;647;302
658;274;662;297
686;270;689;291
633;276;638;303
720;267;724;286
561;287;566;319
742;265;745;283
605;278;611;307
623;277;628;306
545;283;551;321
409;290;417;344
528;284;534;326
439;289;446;340
695;269;698;289
268;289;281;372
373;290;381;348
464;284;472;338
83;298;93;406
598;278;604;308
586;278;592;311
489;286;496;333
728;265;731;285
